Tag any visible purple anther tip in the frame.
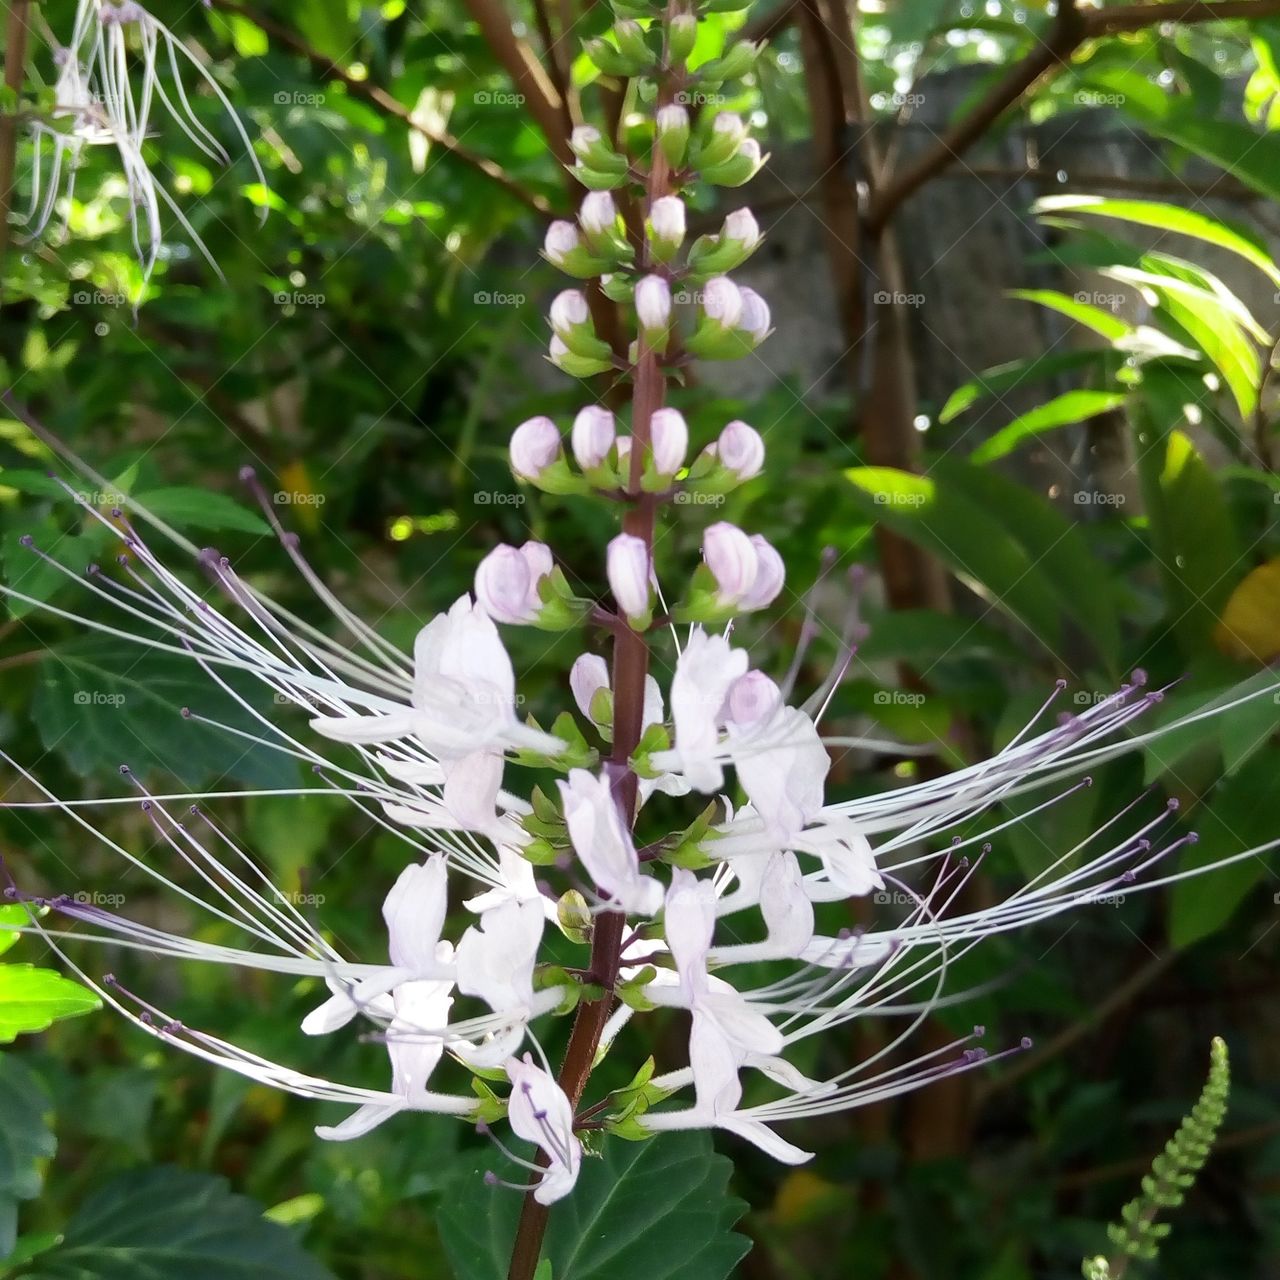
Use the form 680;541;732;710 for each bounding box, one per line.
18;534;33;548
973;1024;985;1037
483;1171;499;1187
1020;1036;1033;1050
239;465;256;482
180;707;192;718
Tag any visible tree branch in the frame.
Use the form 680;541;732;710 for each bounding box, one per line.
208;0;554;217
462;0;575;167
866;0;1280;233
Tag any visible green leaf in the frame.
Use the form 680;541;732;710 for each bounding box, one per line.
938;348;1114;424
1008;289;1131;342
0;1055;57;1259
438;1132;750;1280
134;487;270;536
1133;378;1244;652
843;467;1063;651
31;636;299;789
0;967;99;1044
0;906;29;958
11;1167;338;1279
1168;752;1280;948
969;389;1127;465
1032;196;1280;287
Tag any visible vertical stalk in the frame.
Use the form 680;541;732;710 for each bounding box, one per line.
0;0;32;284
505;10;679;1279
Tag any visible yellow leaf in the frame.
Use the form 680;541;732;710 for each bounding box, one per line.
1215;557;1280;662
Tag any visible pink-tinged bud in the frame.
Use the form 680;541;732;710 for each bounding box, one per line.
703;522;758;606
570;125;602;157
550;289;590;334
607;532;651;624
649;407;688;476
648;195;686;246
570;653;610;720
702;276;743;328
741;534;784;610
657;104;690;134
635;275;672;332
615;436;633;469
738;137;763;165
571;405;616;469
722;207;761;251
579;191;618;236
717;420;765;479
544;220;580;266
656;104;690;167
475;541;553;624
738;287;771;342
713;112;747;145
509;416;561;480
726;670;782;729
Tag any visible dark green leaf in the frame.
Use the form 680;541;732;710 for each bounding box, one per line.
969;389;1127;465
134;487;270;536
438;1132;750;1280
0;1055;56;1259
11;1167;337;1280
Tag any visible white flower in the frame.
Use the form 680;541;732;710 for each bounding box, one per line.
474;542;554;625
702;276;743;328
738;287;771;342
310;595;560;761
651;629;749;791
703;522;758;606
648;195;686;245
722;208;761;251
543;220;580;266
559;768;663;915
579;191;618;236
505;1053;582;1204
635;275;673;331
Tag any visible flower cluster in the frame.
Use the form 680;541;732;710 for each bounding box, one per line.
3;0;1277;1222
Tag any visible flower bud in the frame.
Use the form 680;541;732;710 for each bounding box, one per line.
702;276;743;329
699;113;748;170
647;195;686;261
570;124;627;175
579;191;619;238
738;287;771;343
615;435;633;471
635;275;671;349
613;19;654;68
475;541;554;625
703;522;758;606
571;405;616;470
549;335;613;377
656;103;690;167
550;288;590;335
723;208;761;253
667;13;698;65
740;534;784;610
607;532;652;626
717;420;765;479
698;39;759;83
648;407;688;478
726;670;782;730
704;137;765;187
509;416;562;481
544;220;580;267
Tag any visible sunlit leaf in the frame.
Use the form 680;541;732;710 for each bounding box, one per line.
0;966;100;1044
969;389;1127;464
